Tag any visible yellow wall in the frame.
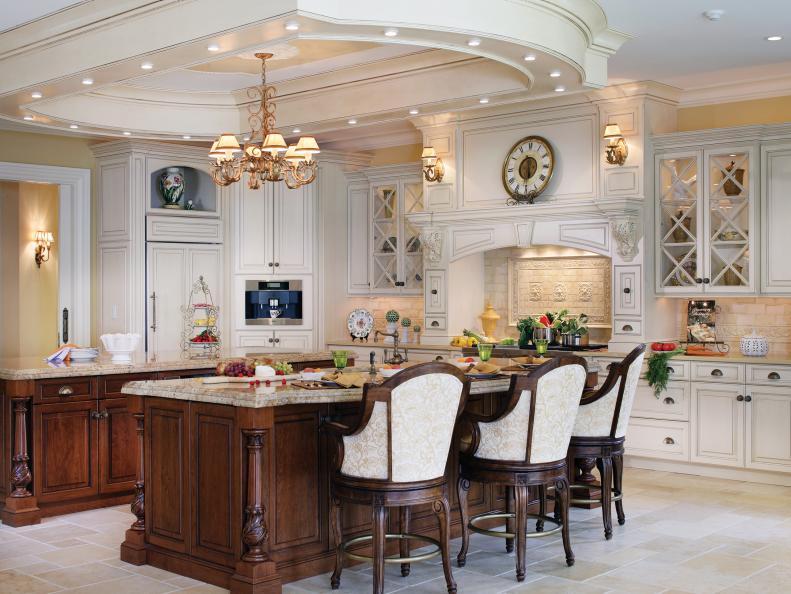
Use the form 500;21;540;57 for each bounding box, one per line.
678;95;791;131
0;181;60;357
368;143;422;166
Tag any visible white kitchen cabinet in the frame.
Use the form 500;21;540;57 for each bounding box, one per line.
613;265;641;317
690;382;745;467
347;182;370;293
234;182;313;275
236;330;313;352
425;270;446;314
632;380;690;422
655;147;756;294
746;385;791;472
761;144;791;293
146;243;222;357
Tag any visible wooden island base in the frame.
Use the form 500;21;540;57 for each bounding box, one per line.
120;384;552;593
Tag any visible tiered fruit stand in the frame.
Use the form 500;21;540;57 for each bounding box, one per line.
181;276;221;358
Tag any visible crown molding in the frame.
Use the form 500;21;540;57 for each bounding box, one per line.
678;74;791;107
652;122;791;149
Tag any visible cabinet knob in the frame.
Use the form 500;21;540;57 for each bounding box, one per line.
58;386;74;396
268;337;274;343
744;395;752;403
622;324;633;332
703;277;710;284
90;410;100;420
268;262;273;267
736;394;744;401
663;437;675;445
274;338;280;344
431;289;438;295
768;372;781;380
710;368;723;377
623;287;631;294
695;277;703;284
663;397;675;405
274;262;280;267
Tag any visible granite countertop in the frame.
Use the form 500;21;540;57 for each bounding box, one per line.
0;351;336;381
122;375;512;408
327;339;461;352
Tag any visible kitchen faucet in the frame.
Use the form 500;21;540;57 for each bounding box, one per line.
375;328;408;364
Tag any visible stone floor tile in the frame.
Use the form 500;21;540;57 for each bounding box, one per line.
680;551;773;579
720;563;791;594
38;543;117;566
506;575;608;593
59;574;176;594
21;524;99;543
176;585;229;593
13;561;63;575
0;569;62;594
525;557;616;582
37;561;133;588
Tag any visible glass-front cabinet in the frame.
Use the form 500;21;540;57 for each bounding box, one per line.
656;147;755;294
370;178;424;294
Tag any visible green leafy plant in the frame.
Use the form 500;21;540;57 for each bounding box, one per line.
560;313;589;336
646;348;685;398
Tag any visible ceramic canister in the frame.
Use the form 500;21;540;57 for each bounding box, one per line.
740;329;769;357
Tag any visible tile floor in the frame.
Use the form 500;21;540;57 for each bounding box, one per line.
0;469;790;593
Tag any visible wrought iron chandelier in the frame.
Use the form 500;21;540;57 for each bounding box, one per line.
208;53;319;189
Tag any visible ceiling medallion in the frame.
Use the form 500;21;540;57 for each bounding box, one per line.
208;53;319;189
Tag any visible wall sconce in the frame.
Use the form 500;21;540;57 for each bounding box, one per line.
34;230;54;268
421;146;444;183
603;123;628;166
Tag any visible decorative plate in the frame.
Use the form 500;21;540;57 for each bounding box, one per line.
347;308;374;339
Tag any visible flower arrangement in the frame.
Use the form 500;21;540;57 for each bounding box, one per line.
559;313;589;336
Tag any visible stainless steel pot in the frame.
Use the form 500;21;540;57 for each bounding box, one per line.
532;327;556;345
560;333;589;347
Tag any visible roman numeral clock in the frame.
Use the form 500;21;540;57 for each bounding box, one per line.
502;135;554;205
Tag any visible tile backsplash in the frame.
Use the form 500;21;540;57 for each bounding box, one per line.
675;297;791;355
334;296;424;340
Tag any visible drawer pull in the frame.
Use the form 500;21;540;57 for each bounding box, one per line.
623;287;631;294
666;366;674;374
663;397;675;405
431;320;439;327
745;395;752;403
663;437;675;445
710;368;723;377
431;289;438;295
622;324;633;332
768;372;781;380
58;386;74;396
736;395;744;402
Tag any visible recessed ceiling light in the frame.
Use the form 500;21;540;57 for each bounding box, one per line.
384;28;399;37
409;108;419;115
122;131;131;136
702;9;725;21
23;115;34;121
284;21;299;31
292;128;301;134
766;35;783;41
81;78;93;85
141;62;154;70
207;44;220;52
479;97;489;104
31;91;42;99
467;38;481;47
554;85;566;92
549;70;561;78
182;135;192;140
524;54;536;61
70;124;79;129
347;118;357;125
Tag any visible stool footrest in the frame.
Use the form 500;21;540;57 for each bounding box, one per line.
569;484;623;505
468;511;562;539
340;533;441;564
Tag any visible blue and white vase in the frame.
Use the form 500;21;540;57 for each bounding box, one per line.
159;167;185;209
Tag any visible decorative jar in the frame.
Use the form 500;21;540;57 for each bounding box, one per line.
158;167;185;209
740;330;768;357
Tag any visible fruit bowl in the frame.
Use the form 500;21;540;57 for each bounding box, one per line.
379;366;402;378
100;333;140;363
453;357;477;369
301;368;326;381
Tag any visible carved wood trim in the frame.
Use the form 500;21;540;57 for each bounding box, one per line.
241;429;269;562
10;398;32;498
131;411;145;531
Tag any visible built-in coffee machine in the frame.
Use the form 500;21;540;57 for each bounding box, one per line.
245;280;303;325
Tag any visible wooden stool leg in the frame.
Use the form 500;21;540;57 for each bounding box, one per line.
456;477;470;567
555;477;574;566
597;456;614;540
434;497;457;594
372;504;386;594
399;506;411;577
514;485;528;582
330;496;343;590
505;486;515;553
536;484;546;532
613;454;626;526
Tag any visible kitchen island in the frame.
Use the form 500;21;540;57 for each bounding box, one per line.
0;352;339;527
119;371;553;594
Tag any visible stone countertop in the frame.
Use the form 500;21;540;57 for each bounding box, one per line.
122;375;512;409
327;340;461;352
0;351;337;381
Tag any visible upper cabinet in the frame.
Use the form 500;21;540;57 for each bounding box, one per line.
348;164;424;296
655;146;756;294
761;143;791;293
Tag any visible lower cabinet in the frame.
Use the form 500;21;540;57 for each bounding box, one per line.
236;330;314;351
99;397;138;494
691;382;745;467
745;385;791;472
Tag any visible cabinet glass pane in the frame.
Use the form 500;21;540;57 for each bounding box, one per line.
402;181;424;290
371;184;398;289
658;157;699;287
708;153;750;288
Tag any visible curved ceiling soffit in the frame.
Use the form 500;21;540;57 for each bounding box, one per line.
2;0;628;139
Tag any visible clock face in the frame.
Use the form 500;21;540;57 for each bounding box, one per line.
502;136;554;200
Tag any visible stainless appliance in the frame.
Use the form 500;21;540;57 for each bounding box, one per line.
245;280;303;325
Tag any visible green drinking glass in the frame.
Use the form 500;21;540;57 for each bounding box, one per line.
331;350;348;370
534;339;549;356
477;343;494;362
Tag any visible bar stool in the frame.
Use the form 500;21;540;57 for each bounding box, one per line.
324;362;470;594
456;356;588;582
567;344;646;539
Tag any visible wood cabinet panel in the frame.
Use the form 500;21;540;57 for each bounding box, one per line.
146;399;190;553
98;397;137;494
33;401;98;503
35;378;96;404
347;184;370;293
100;373;156;398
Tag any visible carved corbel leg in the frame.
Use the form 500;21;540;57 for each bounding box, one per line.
121;411;146;564
1;397;40;527
230;429;281;594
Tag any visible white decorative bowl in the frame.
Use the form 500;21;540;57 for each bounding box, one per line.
379;367;403;378
255;365;276;378
100;333;141;363
301;370;326;381
740;330;769;357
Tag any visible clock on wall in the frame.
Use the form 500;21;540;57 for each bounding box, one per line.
502;135;554;205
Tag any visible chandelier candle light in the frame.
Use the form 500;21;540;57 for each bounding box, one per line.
209;53;319;189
